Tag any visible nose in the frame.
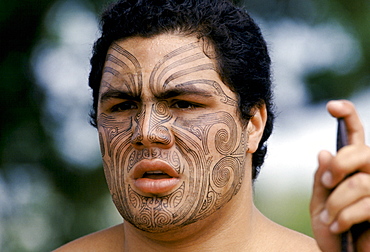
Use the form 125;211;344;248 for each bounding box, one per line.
131;102;174;149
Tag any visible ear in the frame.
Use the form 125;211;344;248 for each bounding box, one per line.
246;104;267;153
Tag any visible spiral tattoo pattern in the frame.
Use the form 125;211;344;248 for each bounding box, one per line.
212;157;239;188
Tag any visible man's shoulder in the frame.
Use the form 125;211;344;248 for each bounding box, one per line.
53;224;124;252
277;227;320;251
255;214;320;251
267;222;320;251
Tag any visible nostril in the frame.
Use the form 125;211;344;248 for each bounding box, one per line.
131;137;144;146
131;129;143;145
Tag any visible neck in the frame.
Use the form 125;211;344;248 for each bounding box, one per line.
123;174;259;251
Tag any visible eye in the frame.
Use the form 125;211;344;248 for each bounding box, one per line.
171;100;200;110
111;101;138;112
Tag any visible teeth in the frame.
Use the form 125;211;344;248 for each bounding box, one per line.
145;171;165;175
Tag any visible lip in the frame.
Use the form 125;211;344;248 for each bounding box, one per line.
132;159;181;195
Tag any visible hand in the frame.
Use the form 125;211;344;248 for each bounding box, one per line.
310;100;370;252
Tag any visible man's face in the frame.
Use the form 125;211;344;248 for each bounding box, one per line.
97;34;250;232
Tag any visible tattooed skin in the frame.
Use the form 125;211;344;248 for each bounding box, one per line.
97;34;249;232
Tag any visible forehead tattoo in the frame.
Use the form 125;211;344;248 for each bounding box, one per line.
101;41;237;106
103;42;143;95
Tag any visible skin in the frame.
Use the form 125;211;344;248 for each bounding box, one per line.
55;34;369;251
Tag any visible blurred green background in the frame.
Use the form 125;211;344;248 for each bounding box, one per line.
1;0;369;251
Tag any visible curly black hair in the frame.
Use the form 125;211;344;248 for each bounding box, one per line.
89;0;275;180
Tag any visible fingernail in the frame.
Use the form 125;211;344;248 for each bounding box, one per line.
330;221;339;233
320;209;330;224
321;171;333;187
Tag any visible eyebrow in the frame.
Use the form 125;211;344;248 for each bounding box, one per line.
99;85;213;104
155;85;213;100
99;89;139;103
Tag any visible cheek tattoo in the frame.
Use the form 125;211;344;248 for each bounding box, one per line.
98;42;248;232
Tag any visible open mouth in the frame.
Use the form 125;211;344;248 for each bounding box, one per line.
142;171;173;179
132;160;180;195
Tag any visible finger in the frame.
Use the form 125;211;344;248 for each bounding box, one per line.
310;150;333;215
322;145;370;188
329;198;370;234
322;173;370;225
326;100;365;145
311;151;342;251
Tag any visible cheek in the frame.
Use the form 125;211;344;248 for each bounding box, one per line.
173;111;247;189
174;111;243;156
97;113;133;157
97;113;133;189
210;156;244;203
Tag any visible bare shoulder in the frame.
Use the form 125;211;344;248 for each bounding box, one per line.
256;214;320;251
274;225;320;251
53;224;124;252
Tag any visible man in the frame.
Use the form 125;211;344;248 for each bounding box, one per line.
55;0;370;251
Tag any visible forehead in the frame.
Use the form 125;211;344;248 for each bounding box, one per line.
100;34;233;97
110;34;212;68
